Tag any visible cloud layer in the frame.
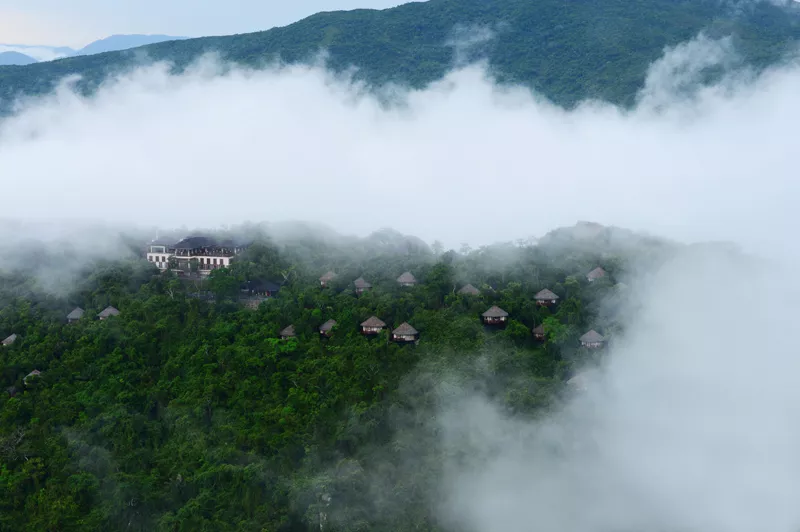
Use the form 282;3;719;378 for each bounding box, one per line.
1;34;798;254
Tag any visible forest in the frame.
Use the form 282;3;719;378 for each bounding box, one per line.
1;0;800;113
0;222;674;531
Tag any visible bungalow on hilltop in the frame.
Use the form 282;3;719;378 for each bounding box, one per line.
320;271;337;288
2;334;18;346
397;272;417;287
532;324;545;341
24;370;41;386
98;306;120;320
280;325;296;340
587;267;607;282
354;277;372;295
241;280;281;298
66;307;84;323
360;316;386;335
580;330;605;349
534;289;559;306
240;280;280;309
458;284;480;296
482;306;508;326
392;323;419;343
319;319;337;338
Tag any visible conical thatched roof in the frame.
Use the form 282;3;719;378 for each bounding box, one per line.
534;289;559;301
580;330;605;343
587;267;607;280
280;325;296;337
482;306;508;318
2;334;18;346
98;306;120;318
532;324;545;335
319;319;337;332
67;307;85;320
360;316;386;328
397;272;417;284
458;284;480;295
320;271;337;282
393;322;418;335
354;277;372;289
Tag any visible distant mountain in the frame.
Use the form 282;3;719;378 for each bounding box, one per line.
0;44;73;62
0;51;37;66
72;34;188;56
1;0;800;113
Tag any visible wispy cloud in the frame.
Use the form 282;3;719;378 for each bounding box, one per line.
1;33;798;257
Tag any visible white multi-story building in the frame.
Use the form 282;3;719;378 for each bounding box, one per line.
146;236;250;276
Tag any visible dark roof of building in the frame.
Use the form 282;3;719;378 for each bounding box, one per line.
361;316;386;328
397;272;417;284
98;306;120;318
242;280;281;292
319;319;337;332
320;271;337;282
67;307;85;320
534;289;559;301
532;324;545;334
458;284;480;295
2;334;18;345
354;277;372;289
174;236;218;249
280;325;296;337
587;267;607;279
392;322;418;335
482;306;508;318
580;330;605;343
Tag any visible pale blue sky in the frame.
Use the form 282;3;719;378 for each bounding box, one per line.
0;0;408;47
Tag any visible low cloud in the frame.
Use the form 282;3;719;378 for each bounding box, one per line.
0;33;797;256
436;244;800;532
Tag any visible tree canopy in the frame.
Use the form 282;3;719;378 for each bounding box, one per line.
0;223;672;530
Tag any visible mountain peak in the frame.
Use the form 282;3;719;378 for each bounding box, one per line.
0;51;37;66
73;34;188;57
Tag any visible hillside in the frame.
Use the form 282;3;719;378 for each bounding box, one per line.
0;222;664;530
0;51;37;66
1;0;799;112
72;34;187;56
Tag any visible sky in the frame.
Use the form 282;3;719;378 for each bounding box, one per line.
0;0;408;48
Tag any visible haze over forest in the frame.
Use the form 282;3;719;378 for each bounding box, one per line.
1;0;800;530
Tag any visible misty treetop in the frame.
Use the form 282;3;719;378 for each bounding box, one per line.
1;0;800;114
0;222;669;531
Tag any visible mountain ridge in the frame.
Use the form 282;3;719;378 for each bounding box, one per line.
0;0;799;112
0;51;37;66
72;34;188;56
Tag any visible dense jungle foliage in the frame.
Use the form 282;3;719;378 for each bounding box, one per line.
0;223;672;531
1;0;800;112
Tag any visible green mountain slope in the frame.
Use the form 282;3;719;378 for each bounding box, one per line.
0;223;670;529
1;0;799;111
